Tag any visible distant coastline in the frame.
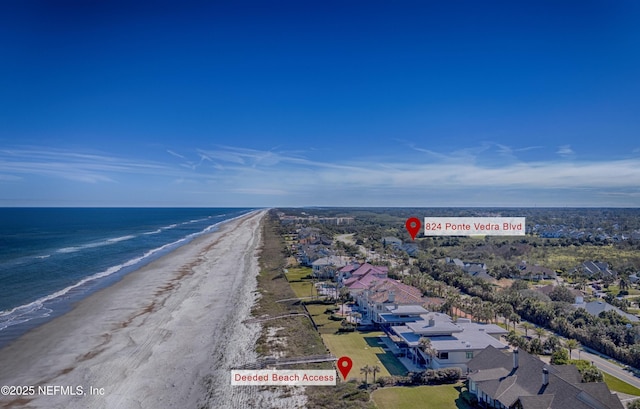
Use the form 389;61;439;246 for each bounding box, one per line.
0;210;267;408
0;208;256;349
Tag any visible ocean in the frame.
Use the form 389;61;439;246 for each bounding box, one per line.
0;208;254;347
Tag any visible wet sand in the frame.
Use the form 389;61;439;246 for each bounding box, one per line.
0;210;269;409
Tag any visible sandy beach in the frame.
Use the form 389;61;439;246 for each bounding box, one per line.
0;210;268;409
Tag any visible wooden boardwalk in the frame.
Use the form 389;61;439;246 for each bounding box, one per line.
242;312;310;324
234;354;337;369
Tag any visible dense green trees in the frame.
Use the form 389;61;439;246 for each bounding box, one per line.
549;285;576;303
407;255;640;369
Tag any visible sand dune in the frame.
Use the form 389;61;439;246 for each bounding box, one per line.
0;210;271;409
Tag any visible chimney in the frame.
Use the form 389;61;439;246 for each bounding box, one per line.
542;367;549;386
389;291;395;303
429;318;435;327
513;348;519;370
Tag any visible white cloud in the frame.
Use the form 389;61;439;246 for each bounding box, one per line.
0;147;170;183
2;144;639;206
166;149;185;159
556;145;575;157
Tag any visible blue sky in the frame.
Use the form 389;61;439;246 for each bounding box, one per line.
1;1;639;207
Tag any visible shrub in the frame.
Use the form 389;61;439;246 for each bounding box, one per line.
375;376;398;387
304;299;335;305
408;368;461;385
551;348;569;365
572;359;604;383
461;390;478;406
529;338;544;355
627;399;640;409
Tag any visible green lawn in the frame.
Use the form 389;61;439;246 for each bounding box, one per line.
285;267;321;299
286;266;313;281
603;372;640;396
322;331;407;380
289;280;318;299
372;385;472;409
605;285;640;296
306;303;343;334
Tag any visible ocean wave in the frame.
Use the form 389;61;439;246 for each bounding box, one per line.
0;211;253;333
186;217;210;224
0;238;182;330
0;304;53;331
145;223;180;234
57;235;136;254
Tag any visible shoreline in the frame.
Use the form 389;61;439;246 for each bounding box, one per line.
0;210;267;409
0;209;257;349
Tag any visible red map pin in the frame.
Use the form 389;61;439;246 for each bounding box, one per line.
405;217;421;240
337;356;353;380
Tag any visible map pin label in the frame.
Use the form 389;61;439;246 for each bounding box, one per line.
337;356;353;380
405;217;421;240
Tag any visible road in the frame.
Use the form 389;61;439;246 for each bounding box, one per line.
513;320;640;391
570;345;640;389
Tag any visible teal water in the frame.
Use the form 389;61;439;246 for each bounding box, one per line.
0;208;254;346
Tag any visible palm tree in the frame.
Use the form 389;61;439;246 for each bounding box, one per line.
509;313;520;331
522;322;534;337
372;365;381;384
360;365;372;387
419;337;436;367
534;327;545;340
544;335;561;353
444;290;461;318
498;303;514;328
565;339;579;360
479;303;494;324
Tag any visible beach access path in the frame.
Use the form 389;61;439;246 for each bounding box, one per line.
0;210;267;409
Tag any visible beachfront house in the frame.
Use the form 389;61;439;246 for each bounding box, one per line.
354;279;424;325
341;263;388;283
311;255;349;279
390;312;507;371
297;244;333;266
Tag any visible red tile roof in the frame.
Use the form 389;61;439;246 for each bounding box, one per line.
345;275;393;289
368;280;424;305
351;263;388;277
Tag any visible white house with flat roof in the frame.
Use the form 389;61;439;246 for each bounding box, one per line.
390;312;508;372
378;304;430;328
311;255;349;279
